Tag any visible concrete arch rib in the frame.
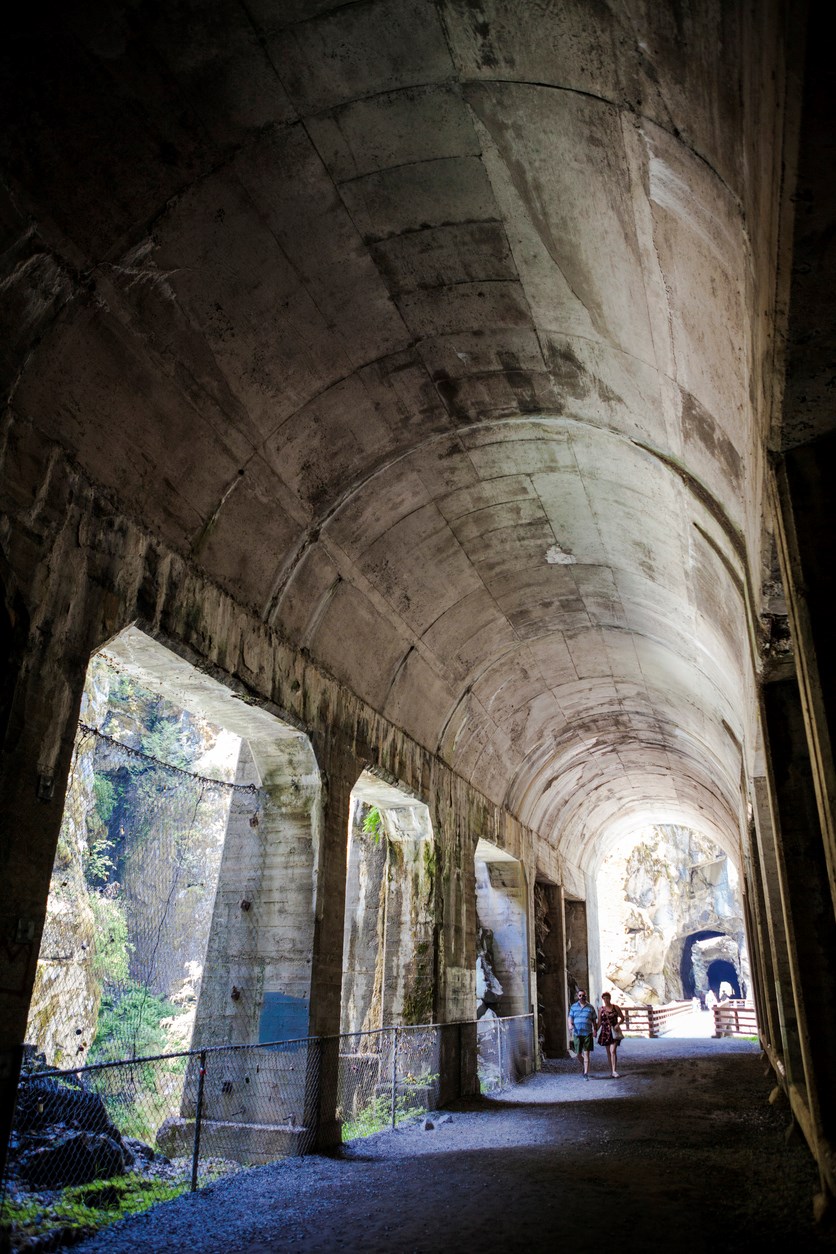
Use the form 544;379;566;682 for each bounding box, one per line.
503;713;743;858
279;417;752;835
275;415;748;621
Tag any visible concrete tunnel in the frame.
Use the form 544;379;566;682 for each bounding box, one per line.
1;0;835;1216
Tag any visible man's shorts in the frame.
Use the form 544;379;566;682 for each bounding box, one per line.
575;1034;594;1052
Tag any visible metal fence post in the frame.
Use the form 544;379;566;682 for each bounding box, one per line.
390;1026;399;1129
191;1051;207;1192
495;1016;502;1086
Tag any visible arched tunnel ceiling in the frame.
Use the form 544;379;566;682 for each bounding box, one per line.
1;1;786;865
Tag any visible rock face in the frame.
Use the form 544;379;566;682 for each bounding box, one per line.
598;826;749;1004
24;664;110;1066
341;797;436;1033
25;653;239;1066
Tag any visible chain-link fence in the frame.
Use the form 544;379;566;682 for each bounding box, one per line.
476;1013;536;1093
2;1015;534;1246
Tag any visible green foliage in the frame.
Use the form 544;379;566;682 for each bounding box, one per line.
140;719;194;771
340;1070;436;1141
361;805;384;843
88;983;188;1142
89;983;177;1065
85;837;116;887
0;1173;191;1249
93;773;118;823
89;895;132;987
341;1092;423;1141
101;1059;186;1144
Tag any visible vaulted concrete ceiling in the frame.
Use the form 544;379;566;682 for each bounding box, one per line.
1;1;789;866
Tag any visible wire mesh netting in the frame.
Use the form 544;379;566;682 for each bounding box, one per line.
331;1025;446;1140
477;1014;536;1093
26;652;261;1075
3;1017;534;1249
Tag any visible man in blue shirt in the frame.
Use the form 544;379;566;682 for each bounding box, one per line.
568;989;598;1079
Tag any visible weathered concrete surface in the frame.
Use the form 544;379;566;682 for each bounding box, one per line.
0;1;791;861
3;0;835;1205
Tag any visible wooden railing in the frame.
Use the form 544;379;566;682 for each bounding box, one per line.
621;1004;653;1036
621;1000;695;1038
621;999;759;1039
712;1000;758;1037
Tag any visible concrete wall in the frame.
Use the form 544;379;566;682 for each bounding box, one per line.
0;462;567;1153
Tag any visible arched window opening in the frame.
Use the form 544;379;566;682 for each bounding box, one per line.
340;771;435;1035
23;625;322;1168
475;840;530;1090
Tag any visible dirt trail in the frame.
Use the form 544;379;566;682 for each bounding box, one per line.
73;1037;834;1254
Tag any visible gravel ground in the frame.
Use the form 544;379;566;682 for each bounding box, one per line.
71;1037;834;1254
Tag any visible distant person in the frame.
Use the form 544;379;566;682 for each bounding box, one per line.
568;989;598;1080
705;988;718;1011
597;991;625;1077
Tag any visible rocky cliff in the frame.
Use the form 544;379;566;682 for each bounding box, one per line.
598;825;749;1004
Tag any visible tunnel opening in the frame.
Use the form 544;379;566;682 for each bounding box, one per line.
597;826;749;1006
21;624;324;1171
475;840;531;1090
680;930;743;1003
25;631;243;1076
706;959;742;1001
680;929;726;999
337;771;437;1137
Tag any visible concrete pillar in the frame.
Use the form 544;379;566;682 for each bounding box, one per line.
0;582;97;1178
772;441;836;920
307;744;359;1148
340;791;436;1034
762;670;836;1198
190;730;322;1051
535;881;568;1058
752;773;807;1090
743;828;781;1057
434;787;478;1101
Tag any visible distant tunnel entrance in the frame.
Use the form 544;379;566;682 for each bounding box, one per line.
680;930;741;1000
706;959;741;1000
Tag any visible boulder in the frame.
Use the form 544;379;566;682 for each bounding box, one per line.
19;1130;127;1188
16;1077;121;1142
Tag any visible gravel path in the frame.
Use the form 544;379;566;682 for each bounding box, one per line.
72;1037;834;1254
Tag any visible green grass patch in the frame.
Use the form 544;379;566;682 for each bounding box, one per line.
341;1092;424;1141
1;1173;189;1250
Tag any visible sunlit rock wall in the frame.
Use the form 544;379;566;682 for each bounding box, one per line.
24;667;110;1066
598;825;748;1004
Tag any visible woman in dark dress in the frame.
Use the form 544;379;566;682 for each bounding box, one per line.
597;991;625;1077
